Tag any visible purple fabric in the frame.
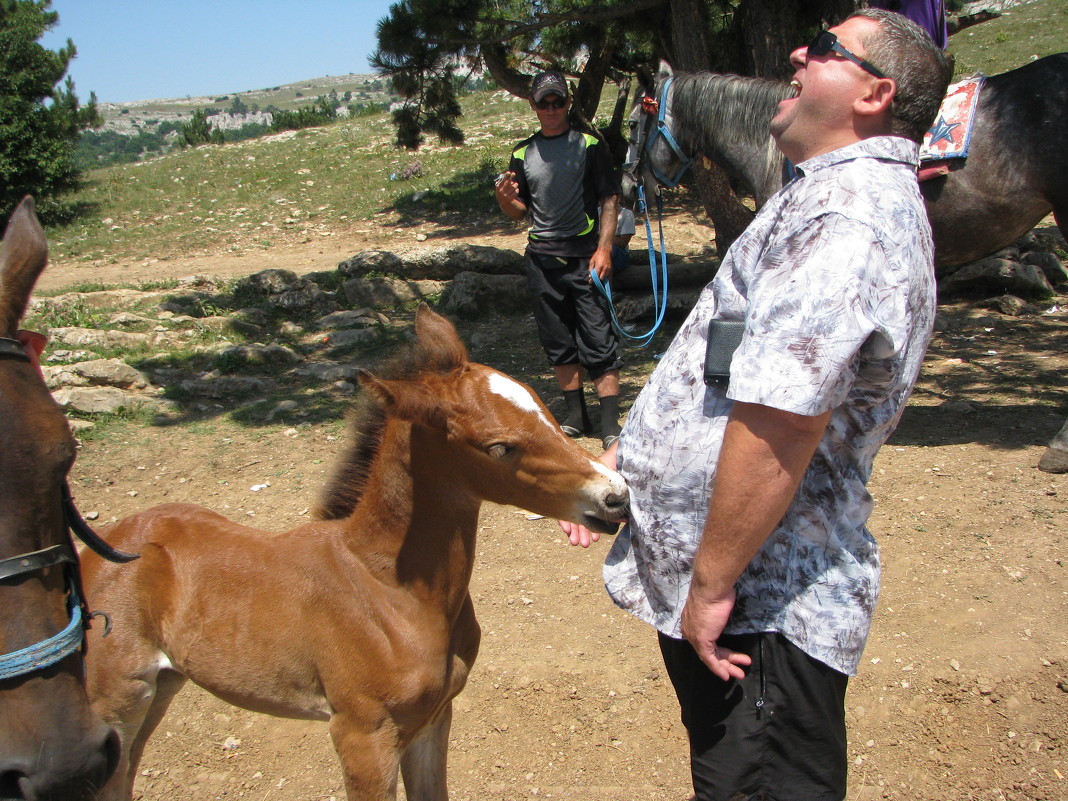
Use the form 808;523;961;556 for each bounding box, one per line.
868;0;948;48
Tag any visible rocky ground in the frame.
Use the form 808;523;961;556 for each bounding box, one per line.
33;212;1068;800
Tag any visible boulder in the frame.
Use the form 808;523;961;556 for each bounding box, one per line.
316;309;386;330
403;244;525;280
234;269;340;315
338;250;405;278
440;272;529;318
322;328;379;349
52;386;169;414
178;374;271;399
937;257;1054;299
48;327;156;349
341;276;447;309
43;358;150;390
1022;251;1068;286
338;245;523;280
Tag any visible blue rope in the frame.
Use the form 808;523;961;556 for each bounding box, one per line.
592;184;669;349
0;581;84;681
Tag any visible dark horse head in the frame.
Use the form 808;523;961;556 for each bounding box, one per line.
0;198;119;800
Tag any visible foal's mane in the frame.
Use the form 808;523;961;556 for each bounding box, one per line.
314;330;467;521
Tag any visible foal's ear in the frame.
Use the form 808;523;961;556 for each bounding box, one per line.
358;371;450;431
414;304;469;369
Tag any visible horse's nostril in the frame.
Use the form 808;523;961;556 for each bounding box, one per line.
0;769;25;799
102;726;122;784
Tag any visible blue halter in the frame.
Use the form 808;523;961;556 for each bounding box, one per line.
643;77;695;189
0;575;85;680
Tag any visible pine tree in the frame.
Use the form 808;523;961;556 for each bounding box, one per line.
0;0;101;225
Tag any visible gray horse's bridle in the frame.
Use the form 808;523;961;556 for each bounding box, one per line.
0;336;139;681
624;77;695;190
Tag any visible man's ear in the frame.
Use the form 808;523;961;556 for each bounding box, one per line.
855;77;896;117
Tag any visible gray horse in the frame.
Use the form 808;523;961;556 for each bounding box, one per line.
627;55;1068;270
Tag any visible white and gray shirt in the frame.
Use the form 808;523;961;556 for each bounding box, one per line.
603;137;936;676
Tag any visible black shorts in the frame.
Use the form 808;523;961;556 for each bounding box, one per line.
525;252;622;379
658;631;849;801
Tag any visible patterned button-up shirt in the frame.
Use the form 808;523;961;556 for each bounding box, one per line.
603;137;935;676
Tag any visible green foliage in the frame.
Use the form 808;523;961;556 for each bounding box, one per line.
75;127;168;169
180;108;213;146
369;0;862;149
370;0;479;148
0;0;102;225
269;96;338;132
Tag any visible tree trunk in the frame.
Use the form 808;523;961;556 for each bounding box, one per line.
693;158;755;255
667;0;755;255
732;0;859;79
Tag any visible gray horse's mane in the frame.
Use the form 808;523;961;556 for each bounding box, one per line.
660;72;791;201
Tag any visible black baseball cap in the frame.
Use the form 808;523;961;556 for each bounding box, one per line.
531;70;569;102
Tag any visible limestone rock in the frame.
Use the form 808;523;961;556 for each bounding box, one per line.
440;272;529;318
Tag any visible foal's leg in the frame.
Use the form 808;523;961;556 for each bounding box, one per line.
88;640;187;801
400;703;453;801
121;669;187;792
330;711;402;801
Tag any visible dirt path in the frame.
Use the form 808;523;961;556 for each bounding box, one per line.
49;219;1067;801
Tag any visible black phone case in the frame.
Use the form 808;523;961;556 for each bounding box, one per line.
703;320;746;388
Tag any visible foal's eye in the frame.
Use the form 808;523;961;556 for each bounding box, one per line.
486;443;514;460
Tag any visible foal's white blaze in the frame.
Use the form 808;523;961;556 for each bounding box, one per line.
592;459;626;493
487;372;556;431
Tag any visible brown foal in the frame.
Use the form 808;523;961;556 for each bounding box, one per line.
82;305;628;801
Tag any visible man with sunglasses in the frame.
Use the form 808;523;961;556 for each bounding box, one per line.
561;10;951;800
496;70;624;450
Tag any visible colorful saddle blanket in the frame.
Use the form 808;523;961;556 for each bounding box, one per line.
919;74;986;170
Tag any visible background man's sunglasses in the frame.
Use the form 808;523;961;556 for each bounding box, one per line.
807;31;887;79
535;98;567;110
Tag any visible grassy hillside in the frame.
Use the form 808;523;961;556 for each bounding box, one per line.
48;0;1065;268
948;0;1067;77
50;91;535;265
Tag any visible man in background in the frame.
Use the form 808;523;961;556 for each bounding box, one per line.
496;70;624;450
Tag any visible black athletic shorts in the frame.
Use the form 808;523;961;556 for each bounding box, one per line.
658;631;849;801
524;252;622;379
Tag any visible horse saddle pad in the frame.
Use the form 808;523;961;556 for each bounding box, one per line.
919;74;986;168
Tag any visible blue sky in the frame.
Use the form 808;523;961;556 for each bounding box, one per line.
41;1;397;104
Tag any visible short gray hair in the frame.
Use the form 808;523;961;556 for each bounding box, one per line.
851;8;953;142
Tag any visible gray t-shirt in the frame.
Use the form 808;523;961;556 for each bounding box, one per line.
509;128;619;258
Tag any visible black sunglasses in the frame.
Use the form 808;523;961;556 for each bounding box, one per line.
807;31;887;79
535;98;567;110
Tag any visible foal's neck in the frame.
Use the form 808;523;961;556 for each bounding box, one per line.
346;419;480;610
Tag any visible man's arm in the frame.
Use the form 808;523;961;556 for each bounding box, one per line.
589;193;619;281
680;400;832;680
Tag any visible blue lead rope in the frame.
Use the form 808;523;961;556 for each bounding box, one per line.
0;582;84;680
592;184;670;349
